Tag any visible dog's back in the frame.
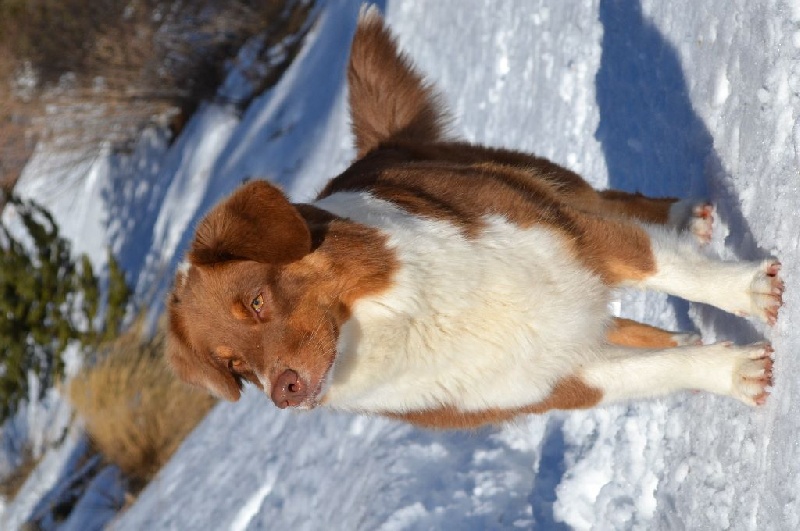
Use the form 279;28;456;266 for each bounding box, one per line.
347;6;448;158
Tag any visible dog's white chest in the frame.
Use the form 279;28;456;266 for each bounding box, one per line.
316;192;610;413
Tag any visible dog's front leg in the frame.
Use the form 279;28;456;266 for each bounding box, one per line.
578;342;774;406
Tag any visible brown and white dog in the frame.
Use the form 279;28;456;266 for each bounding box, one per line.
166;7;784;429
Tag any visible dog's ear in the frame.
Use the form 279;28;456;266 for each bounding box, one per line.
189;180;312;266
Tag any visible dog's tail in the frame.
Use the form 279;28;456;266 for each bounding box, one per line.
348;6;449;158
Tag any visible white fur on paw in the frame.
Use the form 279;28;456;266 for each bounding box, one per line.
688;203;714;245
730;342;773;406
749;259;784;325
697;342;773;405
671;332;702;346
668;200;714;245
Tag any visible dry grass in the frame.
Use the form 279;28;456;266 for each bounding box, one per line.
0;0;316;207
0;446;41;500
68;319;216;489
0;104;36;196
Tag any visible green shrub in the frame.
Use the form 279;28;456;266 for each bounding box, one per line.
0;192;132;420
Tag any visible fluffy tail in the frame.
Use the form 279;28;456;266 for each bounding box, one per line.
348;6;449;158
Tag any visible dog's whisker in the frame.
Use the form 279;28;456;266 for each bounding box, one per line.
299;284;358;358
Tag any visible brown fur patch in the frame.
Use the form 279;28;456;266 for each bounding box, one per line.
320;150;581;238
230;302;250;321
567;214;657;284
606;317;682;348
215;345;235;360
320;144;657;285
348;9;448;157
189;180;312;266
598;190;676;224
386;376;603;430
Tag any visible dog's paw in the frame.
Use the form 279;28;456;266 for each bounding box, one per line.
671;331;703;346
729;342;774;406
749;259;784;325
699;341;774;406
669;200;714;245
688;202;714;245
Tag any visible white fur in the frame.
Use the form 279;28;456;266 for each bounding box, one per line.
315;192;610;413
359;3;382;24
668;199;714;244
176;261;192;288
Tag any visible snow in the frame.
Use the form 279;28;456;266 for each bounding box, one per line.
3;0;800;529
2;425;89;530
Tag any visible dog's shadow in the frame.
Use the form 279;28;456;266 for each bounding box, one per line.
524;1;767;524
595;0;765;342
596;0;710;200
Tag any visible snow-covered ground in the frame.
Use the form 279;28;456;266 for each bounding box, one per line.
3;0;800;528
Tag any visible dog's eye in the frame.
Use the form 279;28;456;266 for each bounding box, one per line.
251;294;265;313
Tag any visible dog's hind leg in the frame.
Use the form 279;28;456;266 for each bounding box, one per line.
578;341;774;407
568;212;784;324
598;190;714;245
607;317;700;348
370;138;712;243
410;143;713;242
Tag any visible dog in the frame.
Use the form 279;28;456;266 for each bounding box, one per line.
166;7;783;429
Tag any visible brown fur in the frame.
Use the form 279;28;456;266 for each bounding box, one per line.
387;377;603;429
189;181;312;266
320;144;657;285
597;190;676;224
607;318;685;348
347;11;448;157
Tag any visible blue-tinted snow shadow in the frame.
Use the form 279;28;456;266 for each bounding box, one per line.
596;0;763;342
101;129;173;305
529;418;571;530
596;0;710;199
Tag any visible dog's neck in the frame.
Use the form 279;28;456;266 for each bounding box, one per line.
292;203;398;319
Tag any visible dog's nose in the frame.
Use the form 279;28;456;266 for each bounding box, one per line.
271;369;306;408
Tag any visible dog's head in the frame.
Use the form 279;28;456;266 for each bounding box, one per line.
167;180;344;409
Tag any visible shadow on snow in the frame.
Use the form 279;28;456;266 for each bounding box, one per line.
595;0;763;342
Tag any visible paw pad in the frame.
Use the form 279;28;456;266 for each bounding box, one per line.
734;342;773;406
751;260;784;325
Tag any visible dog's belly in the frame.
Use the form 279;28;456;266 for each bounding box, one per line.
316;192;611;413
